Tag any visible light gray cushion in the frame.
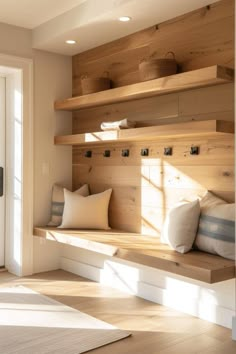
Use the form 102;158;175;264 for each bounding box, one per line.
161;200;200;253
194;192;235;260
48;184;89;226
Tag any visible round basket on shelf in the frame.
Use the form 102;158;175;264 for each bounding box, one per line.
81;72;111;95
139;52;178;82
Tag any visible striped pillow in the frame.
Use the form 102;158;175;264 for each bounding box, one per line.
47;184;89;226
194;192;235;260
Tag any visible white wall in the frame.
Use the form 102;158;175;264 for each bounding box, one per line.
0;22;32;58
33;49;72;226
33;49;72;273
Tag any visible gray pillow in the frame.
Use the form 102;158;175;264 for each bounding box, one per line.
47;184;89;226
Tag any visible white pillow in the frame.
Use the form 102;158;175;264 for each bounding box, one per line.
60;188;112;230
161;200;200;253
47;184;89;226
194;192;235;260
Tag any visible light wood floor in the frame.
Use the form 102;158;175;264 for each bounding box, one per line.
0;270;235;354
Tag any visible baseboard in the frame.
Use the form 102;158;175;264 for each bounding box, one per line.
33;237;61;274
232;317;236;340
60;257;101;282
60;256;234;329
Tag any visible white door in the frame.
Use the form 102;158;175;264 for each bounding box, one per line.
0;77;5;266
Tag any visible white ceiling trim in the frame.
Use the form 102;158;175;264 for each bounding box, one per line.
32;0;220;56
0;0;221;55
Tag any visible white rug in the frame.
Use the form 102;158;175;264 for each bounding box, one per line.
0;286;131;354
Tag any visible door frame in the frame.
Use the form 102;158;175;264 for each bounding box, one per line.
0;53;33;276
0;76;5;266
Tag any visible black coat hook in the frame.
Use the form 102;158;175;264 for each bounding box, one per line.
122;149;129;157
103;150;110;157
190;146;199;155
141;148;149;156
164;147;172;156
85;150;92;158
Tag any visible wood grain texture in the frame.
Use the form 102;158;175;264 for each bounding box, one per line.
72;136;234;167
2;270;236;354
72;135;234;234
55;66;233;112
70;0;235;239
0;286;130;354
55;120;234;146
72;0;234;96
72;83;234;134
71;0;234;135
33;228;235;284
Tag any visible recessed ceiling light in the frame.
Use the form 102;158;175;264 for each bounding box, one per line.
65;40;76;44
118;16;132;22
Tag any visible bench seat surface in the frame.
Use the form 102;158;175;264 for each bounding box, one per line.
33;227;235;284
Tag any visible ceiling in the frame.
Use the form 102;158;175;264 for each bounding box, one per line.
0;0;220;56
0;0;86;28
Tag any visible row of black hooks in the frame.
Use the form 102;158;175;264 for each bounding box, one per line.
84;146;199;158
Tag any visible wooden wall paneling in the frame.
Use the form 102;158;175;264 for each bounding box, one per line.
150;15;234;71
73;137;234;167
72;0;234;96
73;166;234;198
73;110;234;134
72;83;234;134
73;164;234;191
73;0;233;68
71;0;234;236
73;26;155;69
153;0;234;37
72;26;156;96
108;205;166;235
74;46;148;89
72;93;179;133
179;83;234;118
72;136;234;234
88;184;202;210
148;165;234;191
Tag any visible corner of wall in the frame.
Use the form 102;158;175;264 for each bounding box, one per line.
33;50;72;227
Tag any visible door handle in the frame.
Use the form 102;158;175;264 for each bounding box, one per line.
0;167;3;197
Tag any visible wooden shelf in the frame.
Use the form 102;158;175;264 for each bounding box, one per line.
54;65;234;112
54;120;234;146
34;227;235;284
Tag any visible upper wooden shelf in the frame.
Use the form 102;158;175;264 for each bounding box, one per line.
54;65;234;112
54;120;234;146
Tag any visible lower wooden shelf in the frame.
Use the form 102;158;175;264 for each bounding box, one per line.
34;227;235;284
54;120;234;146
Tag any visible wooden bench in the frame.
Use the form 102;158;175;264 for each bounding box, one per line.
33;227;235;284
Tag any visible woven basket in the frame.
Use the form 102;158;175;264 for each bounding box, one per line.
81;73;111;95
139;52;177;82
